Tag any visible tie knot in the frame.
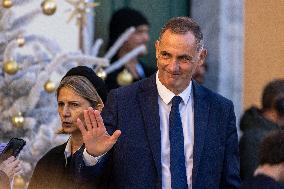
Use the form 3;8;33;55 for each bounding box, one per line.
171;96;182;107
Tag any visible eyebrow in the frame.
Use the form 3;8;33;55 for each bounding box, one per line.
160;51;171;55
177;55;193;59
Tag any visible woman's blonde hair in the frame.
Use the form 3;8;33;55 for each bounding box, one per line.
56;75;103;134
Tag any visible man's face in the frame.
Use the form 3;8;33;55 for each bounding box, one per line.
57;87;91;134
123;24;150;55
155;29;207;94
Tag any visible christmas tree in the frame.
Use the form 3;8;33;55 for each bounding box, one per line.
0;0;146;188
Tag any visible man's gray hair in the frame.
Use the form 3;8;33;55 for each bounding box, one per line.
159;16;204;51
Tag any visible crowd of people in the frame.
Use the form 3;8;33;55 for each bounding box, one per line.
0;6;283;189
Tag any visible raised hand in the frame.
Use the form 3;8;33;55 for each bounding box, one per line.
77;107;121;157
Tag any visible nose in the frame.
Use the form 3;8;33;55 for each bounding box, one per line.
143;32;150;42
168;58;179;73
62;105;71;117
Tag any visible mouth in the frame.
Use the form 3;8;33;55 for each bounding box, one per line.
167;73;180;78
62;122;72;127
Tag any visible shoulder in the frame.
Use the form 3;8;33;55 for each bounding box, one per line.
36;143;66;165
193;81;233;108
44;143;66;156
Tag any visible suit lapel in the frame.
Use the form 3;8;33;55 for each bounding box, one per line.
137;75;162;181
192;81;210;186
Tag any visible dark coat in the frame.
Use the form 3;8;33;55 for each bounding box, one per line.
98;74;240;189
28;143;102;189
239;107;279;180
241;174;284;189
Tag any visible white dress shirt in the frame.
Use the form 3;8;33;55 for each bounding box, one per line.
156;73;194;189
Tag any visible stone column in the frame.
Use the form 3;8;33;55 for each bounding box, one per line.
191;0;244;131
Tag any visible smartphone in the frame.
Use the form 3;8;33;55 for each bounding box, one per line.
0;138;26;162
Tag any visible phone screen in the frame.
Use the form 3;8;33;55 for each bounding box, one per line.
0;138;26;162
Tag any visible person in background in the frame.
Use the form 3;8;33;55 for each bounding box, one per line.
239;79;284;180
104;7;156;90
78;16;240;189
241;129;284;189
192;62;208;84
0;143;21;189
28;66;108;189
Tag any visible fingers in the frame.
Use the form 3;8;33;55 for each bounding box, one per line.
92;110;106;134
14;164;22;175
9;159;20;169
0;157;21;178
77;118;87;135
84;109;93;131
94;110;104;128
4;156;15;164
88;107;98;128
109;130;121;144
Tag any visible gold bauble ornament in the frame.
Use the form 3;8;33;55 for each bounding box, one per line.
96;68;107;80
41;0;57;16
16;36;25;47
11;112;24;128
13;175;26;188
44;80;56;93
117;69;133;86
2;0;13;8
3;60;19;75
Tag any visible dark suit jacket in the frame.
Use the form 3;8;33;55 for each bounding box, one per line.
99;74;240;189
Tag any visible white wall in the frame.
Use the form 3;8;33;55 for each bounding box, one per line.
14;1;79;52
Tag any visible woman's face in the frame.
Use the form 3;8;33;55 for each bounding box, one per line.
57;87;91;134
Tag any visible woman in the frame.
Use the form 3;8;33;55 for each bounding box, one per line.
28;66;107;189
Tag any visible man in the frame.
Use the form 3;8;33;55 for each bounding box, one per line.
78;17;240;188
239;79;284;180
104;7;156;90
241;129;284;189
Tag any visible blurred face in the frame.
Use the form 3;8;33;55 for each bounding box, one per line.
279;163;284;182
122;24;150;55
155;29;207;94
193;63;207;84
57;87;91;134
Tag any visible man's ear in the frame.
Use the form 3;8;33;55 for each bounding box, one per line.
198;48;207;66
155;40;160;59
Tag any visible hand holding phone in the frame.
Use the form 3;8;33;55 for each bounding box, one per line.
0;138;26;163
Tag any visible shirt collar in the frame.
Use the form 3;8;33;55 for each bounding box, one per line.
64;137;72;166
156;71;192;105
64;137;83;166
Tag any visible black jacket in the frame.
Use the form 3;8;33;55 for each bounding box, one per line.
28;143;103;189
239;107;279;180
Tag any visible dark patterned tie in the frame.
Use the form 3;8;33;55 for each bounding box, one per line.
169;96;188;189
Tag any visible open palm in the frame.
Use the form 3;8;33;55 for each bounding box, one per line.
77;107;121;157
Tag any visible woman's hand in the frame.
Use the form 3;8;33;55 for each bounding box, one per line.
77;107;121;157
0;156;21;181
